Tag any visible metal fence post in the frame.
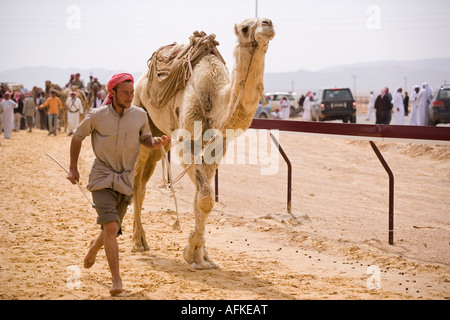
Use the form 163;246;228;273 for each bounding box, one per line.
369;141;394;245
270;132;292;214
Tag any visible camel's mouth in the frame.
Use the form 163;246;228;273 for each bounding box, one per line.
259;29;275;41
257;18;275;41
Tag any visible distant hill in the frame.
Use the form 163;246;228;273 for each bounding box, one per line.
1;58;449;96
263;58;450;96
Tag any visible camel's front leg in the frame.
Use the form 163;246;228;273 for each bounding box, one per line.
183;165;219;269
132;146;158;252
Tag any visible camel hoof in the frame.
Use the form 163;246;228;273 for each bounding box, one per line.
192;259;219;270
193;261;214;270
131;245;147;253
200;259;220;270
183;244;195;264
183;244;219;270
132;237;150;252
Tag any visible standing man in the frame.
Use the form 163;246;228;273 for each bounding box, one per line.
280;97;290;120
13;92;24;132
36;92;48;130
39;90;63;136
66;91;83;136
409;85;420;126
66;73;170;296
0;92;17;139
365;90;377;122
403;91;409;116
391;87;404;125
70;73;85;92
416;82;433;126
375;87;393;125
302;91;313;121
91;92;104;109
22;92;36;132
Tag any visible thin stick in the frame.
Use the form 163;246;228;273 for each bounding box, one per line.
45;153;95;208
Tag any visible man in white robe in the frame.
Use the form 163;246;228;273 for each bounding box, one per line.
302;92;313;121
366;90;377;122
417;82;433;126
409;85;420;125
66;91;84;135
391;87;404;125
0;92;17;139
280;97;290;120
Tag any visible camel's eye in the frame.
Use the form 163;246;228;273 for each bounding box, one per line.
242;26;249;34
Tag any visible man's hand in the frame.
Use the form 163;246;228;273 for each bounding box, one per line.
154;135;171;147
143;135;171;150
67;168;80;184
68;136;82;184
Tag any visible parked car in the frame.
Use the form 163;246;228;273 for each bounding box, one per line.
265;92;301;117
310;88;357;123
253;100;272;119
428;85;450;126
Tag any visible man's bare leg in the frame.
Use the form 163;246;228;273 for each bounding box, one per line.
84;222;123;295
84;232;104;269
103;222;122;295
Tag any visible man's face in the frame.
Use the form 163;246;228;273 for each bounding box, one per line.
112;81;134;109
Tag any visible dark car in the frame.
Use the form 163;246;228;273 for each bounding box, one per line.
311;88;357;123
428;85;450;126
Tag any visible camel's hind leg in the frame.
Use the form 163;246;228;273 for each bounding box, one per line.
183;163;219;269
132;145;159;252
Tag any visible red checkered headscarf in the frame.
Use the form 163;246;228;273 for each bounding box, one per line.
102;73;134;106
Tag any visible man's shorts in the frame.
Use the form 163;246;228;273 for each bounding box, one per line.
92;188;132;236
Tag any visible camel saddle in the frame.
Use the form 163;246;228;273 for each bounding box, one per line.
146;31;226;109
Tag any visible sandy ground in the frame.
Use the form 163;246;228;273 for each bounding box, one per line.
0;123;449;300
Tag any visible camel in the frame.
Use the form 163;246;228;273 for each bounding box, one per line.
30;86;44;100
132;18;275;269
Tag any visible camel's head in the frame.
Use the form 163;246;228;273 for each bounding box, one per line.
234;18;275;48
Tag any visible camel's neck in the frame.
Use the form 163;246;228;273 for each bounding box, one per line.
224;44;267;131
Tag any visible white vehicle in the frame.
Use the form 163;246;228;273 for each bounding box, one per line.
265;92;301;117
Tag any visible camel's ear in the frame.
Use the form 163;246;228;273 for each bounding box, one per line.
234;24;239;36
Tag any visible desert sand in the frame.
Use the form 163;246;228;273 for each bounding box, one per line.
0;123;449;300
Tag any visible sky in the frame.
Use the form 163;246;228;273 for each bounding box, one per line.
1;0;450;78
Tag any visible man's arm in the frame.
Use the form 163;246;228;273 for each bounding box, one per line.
58;97;64;110
67;136;83;184
141;135;170;150
39;98;49;109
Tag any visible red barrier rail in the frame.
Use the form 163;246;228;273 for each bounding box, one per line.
249;119;450;142
243;119;450;245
